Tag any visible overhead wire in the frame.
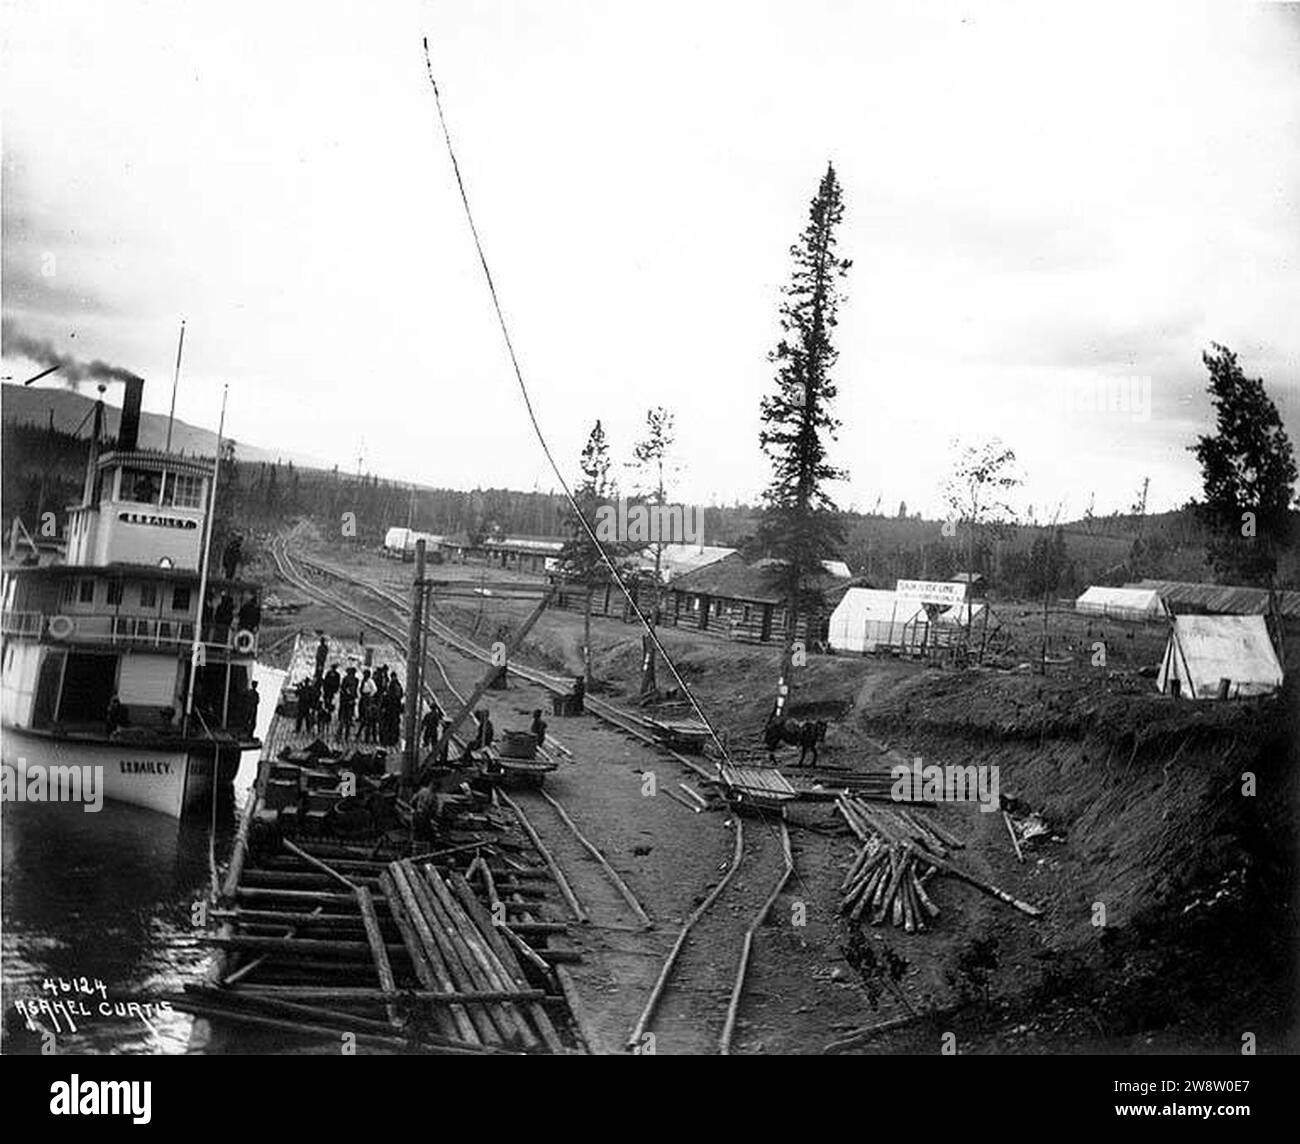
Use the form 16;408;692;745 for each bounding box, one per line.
419;39;827;937
421;40;826;935
420;38;733;772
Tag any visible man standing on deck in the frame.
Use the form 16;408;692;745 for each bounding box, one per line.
314;634;329;681
337;681;356;743
322;663;341;711
213;592;235;641
242;681;259;737
359;669;377;743
222;534;243;581
294;678;315;734
105;694;126;737
238;593;261;633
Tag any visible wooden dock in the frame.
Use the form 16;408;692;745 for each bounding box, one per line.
181;635;589;1054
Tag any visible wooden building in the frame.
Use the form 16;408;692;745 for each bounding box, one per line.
664;553;850;645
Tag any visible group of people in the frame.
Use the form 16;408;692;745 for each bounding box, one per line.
205;591;261;640
294;644;405;746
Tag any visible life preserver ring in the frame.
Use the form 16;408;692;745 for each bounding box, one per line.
48;614;75;640
234;628;256;654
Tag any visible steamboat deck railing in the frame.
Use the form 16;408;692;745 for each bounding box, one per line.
0;609;258;657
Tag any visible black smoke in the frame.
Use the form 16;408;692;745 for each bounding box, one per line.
2;319;142;386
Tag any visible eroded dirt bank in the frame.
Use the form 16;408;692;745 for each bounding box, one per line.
498;610;1299;1053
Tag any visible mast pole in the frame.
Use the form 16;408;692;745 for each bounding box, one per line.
184;384;227;737
165;319;186;453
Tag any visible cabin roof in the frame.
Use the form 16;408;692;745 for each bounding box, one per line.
1131;578;1300;619
97;449;214;476
671;553;847;605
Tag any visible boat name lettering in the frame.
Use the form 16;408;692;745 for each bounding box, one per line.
119;760;172;774
116;512;197;530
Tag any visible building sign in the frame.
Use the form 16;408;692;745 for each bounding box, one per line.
896;579;967;606
117;512;198;531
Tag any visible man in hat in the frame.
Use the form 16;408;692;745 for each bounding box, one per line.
529;708;547;751
460;709;495;762
242;680;260;737
421;698;445;752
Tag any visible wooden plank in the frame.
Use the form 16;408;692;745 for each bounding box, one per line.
355;885;401;1028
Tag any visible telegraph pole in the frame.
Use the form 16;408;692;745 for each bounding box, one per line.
402;539;427;788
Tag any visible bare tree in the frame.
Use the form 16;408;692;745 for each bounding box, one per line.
942;438;1022;578
632;405;677;599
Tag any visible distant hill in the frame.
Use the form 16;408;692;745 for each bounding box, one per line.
1;383;327;468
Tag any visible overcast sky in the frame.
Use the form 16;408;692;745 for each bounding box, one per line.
3;0;1298;521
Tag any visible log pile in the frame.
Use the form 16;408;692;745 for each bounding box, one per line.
182;784;589;1052
379;857;565;1052
836;794;1042;927
839;840;939;932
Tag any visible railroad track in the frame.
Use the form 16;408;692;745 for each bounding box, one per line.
627;814;794;1055
271;540;657;936
287;549;720;780
272;539;800;1053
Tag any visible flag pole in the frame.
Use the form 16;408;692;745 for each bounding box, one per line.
165;319;186;452
184;383;227;737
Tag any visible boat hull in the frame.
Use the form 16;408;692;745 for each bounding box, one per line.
0;726;240;818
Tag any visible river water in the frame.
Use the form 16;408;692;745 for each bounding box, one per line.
1;663;282;1055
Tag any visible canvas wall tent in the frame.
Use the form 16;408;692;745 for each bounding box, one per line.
828;588;928;654
1076;585;1166;622
1157;615;1283;699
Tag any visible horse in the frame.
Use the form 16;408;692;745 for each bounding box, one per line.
763;718;828;766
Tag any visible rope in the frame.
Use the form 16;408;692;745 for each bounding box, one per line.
419;40;826;965
421;38;731;769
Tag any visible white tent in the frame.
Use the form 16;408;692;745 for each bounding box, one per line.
1076;585;1166;622
828;589;927;653
1157;615;1283;699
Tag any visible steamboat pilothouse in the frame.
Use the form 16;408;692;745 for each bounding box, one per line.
1;376;261;817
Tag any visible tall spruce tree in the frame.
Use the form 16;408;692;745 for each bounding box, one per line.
1191;344;1297;586
758;164;850;716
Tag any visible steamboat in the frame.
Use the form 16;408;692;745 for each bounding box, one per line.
1;375;260;817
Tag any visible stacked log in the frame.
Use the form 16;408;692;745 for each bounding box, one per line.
836;794;1042;928
839;841;939;932
835;795;960;857
375;857;567;1051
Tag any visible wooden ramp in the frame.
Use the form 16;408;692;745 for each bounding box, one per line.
717;763;797;808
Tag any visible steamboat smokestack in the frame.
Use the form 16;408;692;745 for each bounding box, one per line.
119;375;144;452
